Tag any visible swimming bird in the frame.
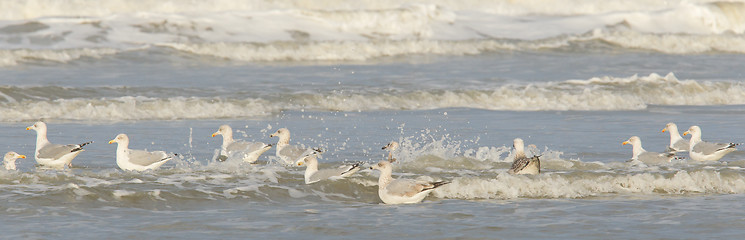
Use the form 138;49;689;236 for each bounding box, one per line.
369;159;449;204
3;151;26;170
622;136;680;164
662;122;689;152
296;155;361;184
683;126;739;161
269;128;322;165
26;121;91;169
507;138;541;175
211;124;272;163
382;141;399;161
108;133;172;171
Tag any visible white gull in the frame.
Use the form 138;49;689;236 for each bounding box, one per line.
369;159;449;204
683;126;738;161
623;136;680;164
269;128;322;165
109;133;172;171
211;124;272;163
296;155;361;184
26;121;91;169
662;122;689;152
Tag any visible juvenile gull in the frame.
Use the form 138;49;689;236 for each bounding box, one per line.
269;128;322;165
622;136;680;164
507;138;541;175
211;125;272;163
296;155;361;184
3;151;26;170
109;133;172;171
662;122;689;152
683;126;739;161
369;159;449;204
26;121;92;169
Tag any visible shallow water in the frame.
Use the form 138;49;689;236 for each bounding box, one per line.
3;0;745;239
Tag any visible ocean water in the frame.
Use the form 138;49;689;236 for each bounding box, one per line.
2;0;745;238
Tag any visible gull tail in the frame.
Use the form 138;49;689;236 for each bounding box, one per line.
423;181;451;192
718;143;741;152
72;141;94;152
340;162;363;175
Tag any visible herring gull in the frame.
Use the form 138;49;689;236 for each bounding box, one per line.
622;136;680;164
683;126;738;161
269;128;322;165
26;121;91;169
109;133;172;171
211;124;272;163
296;155;361;184
369;159;449;204
662;122;689;152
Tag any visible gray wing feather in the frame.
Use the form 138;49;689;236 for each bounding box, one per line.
280;145;314;159
638;151;674;164
226;141;266;153
38;144;79;159
385;179;427;197
128;149;170;166
308;164;360;182
672;139;689;152
693;141;736;155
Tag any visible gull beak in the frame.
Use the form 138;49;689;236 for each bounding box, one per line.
683;131;689;136
211;132;218;137
25;127;31;130
297;161;304;166
662;128;667;133
270;133;276;138
622;141;630;145
19;155;26;159
108;139;116;144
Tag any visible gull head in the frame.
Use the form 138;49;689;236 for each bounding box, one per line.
662;122;678;133
270;128;290;139
26;121;47;132
108;133;129;145
296;155;317;167
382;141;399;151
513;138;525;151
683;126;701;137
622;136;641;146
4;151;26;162
212;124;232;138
369;160;392;171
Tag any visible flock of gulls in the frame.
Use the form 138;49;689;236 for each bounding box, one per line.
2;121;742;204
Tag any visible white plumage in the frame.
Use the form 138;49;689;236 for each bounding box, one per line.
211;125;272;163
26;121;91;169
109;133;172;171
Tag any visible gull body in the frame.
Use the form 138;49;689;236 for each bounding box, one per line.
684;126;738;161
270;128;321;165
296;155;361;184
623;136;679;164
211;125;272;163
26;121;91;169
370;160;449;204
109;134;172;171
662;122;689;152
508;138;541;175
